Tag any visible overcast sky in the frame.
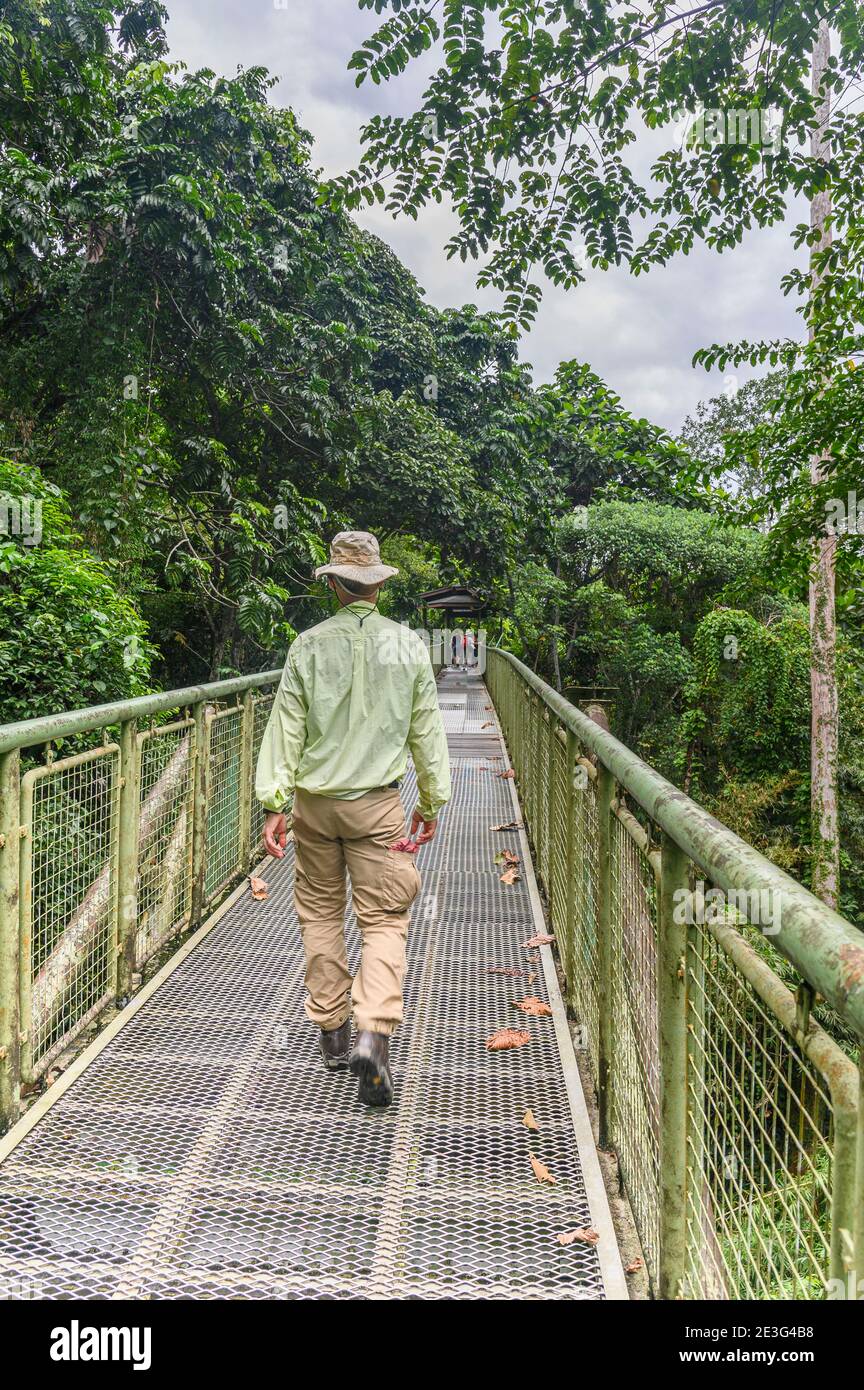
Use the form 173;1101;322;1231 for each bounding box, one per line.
164;0;806;433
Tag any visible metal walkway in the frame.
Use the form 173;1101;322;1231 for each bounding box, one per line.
0;671;625;1300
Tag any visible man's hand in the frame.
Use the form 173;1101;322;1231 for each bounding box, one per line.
263;811;288;859
410;808;438;844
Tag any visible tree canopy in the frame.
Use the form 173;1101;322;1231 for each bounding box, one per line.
329;1;864;325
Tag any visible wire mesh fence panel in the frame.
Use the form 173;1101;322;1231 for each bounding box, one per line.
527;693;539;836
21;745;120;1076
548;727;569;945
609;814;661;1286
250;693;275;852
569;763;600;1078
538;713;552;894
136;719;195;968
204;707;244;903
684;910;841;1300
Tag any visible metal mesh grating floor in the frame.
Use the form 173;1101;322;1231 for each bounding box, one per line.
0;674;622;1300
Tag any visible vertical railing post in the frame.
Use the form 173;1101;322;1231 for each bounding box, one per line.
685;911;706;1297
530;694;539;834
658;831;690;1299
18;769;33;1086
0;749;21;1130
543;711;552;891
190;702;212;929
116;718;140;1000
564;729;578;989
596;760;614;1146
238;690;254;872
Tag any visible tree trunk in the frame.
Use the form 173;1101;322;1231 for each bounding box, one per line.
504;567;530;653
550;556;563;692
209;605;237;681
808;18;840;908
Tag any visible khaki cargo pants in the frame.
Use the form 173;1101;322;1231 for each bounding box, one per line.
291;787;421;1036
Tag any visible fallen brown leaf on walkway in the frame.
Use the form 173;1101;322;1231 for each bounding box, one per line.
528;972;537;984
481;720;494;729
502;848;519;865
249;876;268;901
523;1108;539;1131
497;768;515;779
522;934;554;948
557;1227;598;1246
486;966;531;978
625;1259;643;1274
512;996;553;1017
486;1028;531;1051
490;820;522;831
530;1152;556;1184
499;866;521;885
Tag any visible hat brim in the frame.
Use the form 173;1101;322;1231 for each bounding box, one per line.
314;562;399;584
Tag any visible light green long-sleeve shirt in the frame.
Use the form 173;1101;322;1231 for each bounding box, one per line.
255;602;451;822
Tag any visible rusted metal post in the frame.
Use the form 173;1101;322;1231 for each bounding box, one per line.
0;749;21;1130
596;760;614;1146
658;832;690;1299
116;718;140;1000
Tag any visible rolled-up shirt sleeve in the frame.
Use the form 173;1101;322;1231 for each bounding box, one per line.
255;648;308;814
407;654;451;821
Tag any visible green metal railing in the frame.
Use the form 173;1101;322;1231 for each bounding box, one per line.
0;670;281;1130
486;647;864;1301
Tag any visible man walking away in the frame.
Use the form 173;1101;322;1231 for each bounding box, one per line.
255;531;450;1108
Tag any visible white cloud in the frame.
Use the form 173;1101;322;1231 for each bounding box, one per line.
165;0;805;431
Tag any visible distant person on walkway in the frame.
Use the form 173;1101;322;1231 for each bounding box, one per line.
256;531;450;1108
451;630;462;668
465;630;476;667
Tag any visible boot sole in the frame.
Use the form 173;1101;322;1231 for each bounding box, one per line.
349;1053;394;1107
320;1054;350;1072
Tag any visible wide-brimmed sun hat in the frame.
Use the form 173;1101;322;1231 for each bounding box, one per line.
313;530;399;585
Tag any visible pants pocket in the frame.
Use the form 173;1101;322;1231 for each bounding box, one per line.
382;850;421;912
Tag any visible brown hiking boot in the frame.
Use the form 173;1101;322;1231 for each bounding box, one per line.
319;1020;351;1071
349;1030;394;1107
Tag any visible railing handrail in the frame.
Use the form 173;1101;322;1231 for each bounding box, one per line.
0;669;283;755
489;646;864;1041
